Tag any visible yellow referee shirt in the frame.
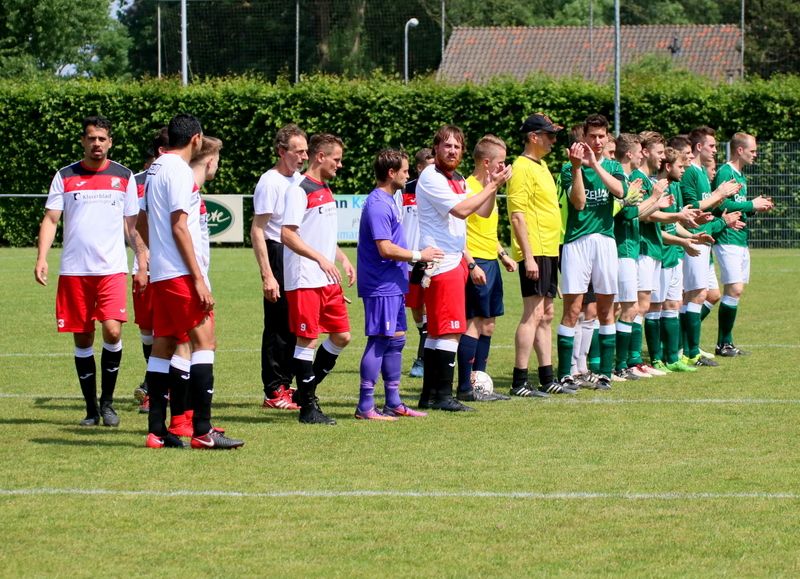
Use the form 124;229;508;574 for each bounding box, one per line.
465;175;499;260
507;155;560;260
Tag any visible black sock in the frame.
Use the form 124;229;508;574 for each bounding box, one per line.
75;355;98;417
420;347;436;404
416;323;427;360
538;365;554;387
100;346;122;404
512;367;529;388
189;363;214;436
145;370;169;436
434;348;457;402
168;364;189;417
312;345;339;387
293;357;315;409
142;343;152;362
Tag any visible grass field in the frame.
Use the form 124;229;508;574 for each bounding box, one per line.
1;247;799;576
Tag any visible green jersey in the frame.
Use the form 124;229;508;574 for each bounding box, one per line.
680;163;724;238
613;171;640;259
635;170;662;261
561;158;626;244
661;181;684;269
713;162;754;247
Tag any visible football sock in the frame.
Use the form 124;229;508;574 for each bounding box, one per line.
168;355;191;418
512;367;529;388
685;302;703;358
358;336;387;413
313;339;343;387
578;318;594;373
145;357;171;436
415;318;427;361
189;350;215;436
598;324;616;376
99;341;122;404
456;334;478;393
588;322;601;373
644;312;662;363
628;315;644;367
74;346;98;417
434;340;459;401
679;305;689;354
718;295;739;345
615;321;632;371
141;333;153;362
570;318;584;375
701;300;714;322
537;365;554;387
292;346;316;408
557;325;576;379
420;341;437;405
661;310;681;364
382;336;405;409
473;334;491;372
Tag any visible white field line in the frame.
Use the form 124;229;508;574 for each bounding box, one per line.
0;487;798;501
0;343;797;358
1;392;800;405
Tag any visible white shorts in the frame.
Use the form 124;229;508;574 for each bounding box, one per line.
637;255;662;292
713;244;750;285
561;233;618;295
653;263;683;303
708;263;719;291
615;257;638;303
682;244;712;292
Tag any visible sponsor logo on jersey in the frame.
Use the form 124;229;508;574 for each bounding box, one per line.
111;177;121;189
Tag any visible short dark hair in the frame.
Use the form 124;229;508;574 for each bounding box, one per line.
414;148;433;167
568;124;584;146
82;115;112;136
433;125;465;149
660;146;686;172
145;126;169;159
374;149;408;182
168;113;203;149
615;133;641;162
688;126;716;152
308;133;344;157
667;134;692;152
274;123;307;156
583;114;609;135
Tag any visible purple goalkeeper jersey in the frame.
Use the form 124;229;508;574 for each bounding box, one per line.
357;188;409;297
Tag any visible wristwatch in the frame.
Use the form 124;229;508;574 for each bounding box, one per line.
499;250;508;258
468;262;477;271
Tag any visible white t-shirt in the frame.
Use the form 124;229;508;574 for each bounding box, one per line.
131;170;148;275
144;152;204;283
253;168;301;242
197;188;210;288
416;164;468;274
282;176;338;290
398;179;421;251
46;159;139;276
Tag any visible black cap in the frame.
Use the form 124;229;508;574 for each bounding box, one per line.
520;113;563;134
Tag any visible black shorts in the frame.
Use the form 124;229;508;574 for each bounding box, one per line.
518;256;558;298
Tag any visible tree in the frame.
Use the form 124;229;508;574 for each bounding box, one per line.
0;0;131;78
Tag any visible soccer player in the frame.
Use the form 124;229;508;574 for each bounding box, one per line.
355;149;443;420
132;127;169;414
35;115;140;427
712;132;774;356
399;148;435;378
507;113;563;398
139;113;243;449
251;124;308;411
416;125;511;411
556;114;627;392
281;133;355;425
457;135;516;402
680;126;743;365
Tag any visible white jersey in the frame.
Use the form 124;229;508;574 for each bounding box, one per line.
198;188;211;289
282;175;338;290
416;164;468;274
398;178;421;251
144;152;204;283
253;168;301;242
46;159;139;276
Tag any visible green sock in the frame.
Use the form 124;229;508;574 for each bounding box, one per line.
701;302;713;321
661;312;681;364
588;327;600;373
644;316;662;363
599;326;616;376
679;310;689;354
557;327;576;379
686;310;702;358
718;301;738;345
615;321;632;371
628;319;644;366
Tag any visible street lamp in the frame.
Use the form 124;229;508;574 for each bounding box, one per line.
404;17;419;84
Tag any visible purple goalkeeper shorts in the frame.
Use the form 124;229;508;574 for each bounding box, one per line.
362;294;407;337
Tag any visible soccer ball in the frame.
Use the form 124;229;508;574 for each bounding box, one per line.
470;370;494;395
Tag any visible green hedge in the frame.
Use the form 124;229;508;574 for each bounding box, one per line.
3;74;800;247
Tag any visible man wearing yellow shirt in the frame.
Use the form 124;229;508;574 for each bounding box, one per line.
508;114;568;397
456;135;517;402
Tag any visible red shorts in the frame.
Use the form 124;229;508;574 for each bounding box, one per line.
424;260;468;337
286;284;350;339
56;273;128;333
132;276;154;331
405;283;425;310
151;275;209;344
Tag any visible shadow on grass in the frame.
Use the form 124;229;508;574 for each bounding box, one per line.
0;417;77;426
30;437;140;448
